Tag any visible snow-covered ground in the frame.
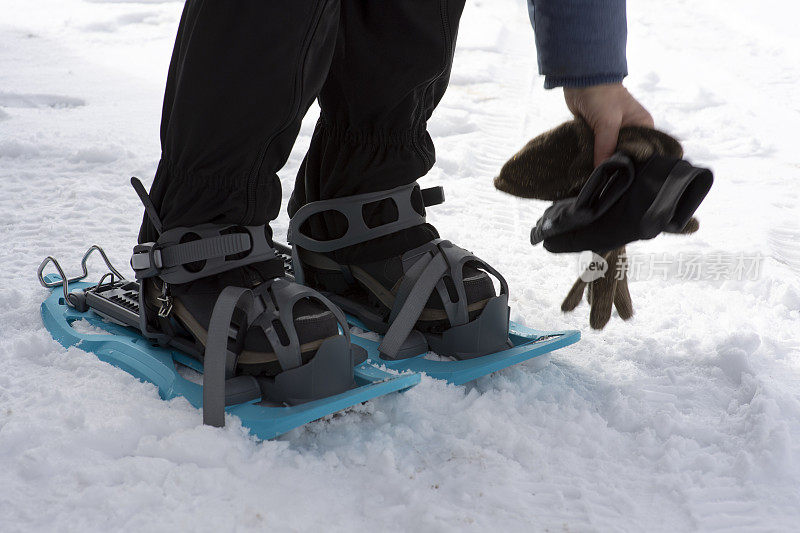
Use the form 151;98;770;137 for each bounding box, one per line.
2;0;800;530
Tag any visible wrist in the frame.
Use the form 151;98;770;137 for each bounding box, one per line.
544;74;626;90
564;83;625;97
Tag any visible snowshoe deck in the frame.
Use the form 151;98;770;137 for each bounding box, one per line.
40;276;419;440
347;316;579;385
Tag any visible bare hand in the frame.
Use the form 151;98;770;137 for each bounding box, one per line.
564;84;654;166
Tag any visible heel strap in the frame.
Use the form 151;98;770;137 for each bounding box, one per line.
288;182;444;253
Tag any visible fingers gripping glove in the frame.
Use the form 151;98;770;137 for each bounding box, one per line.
494;119;710;329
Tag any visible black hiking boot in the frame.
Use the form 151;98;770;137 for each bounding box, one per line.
288;182;512;360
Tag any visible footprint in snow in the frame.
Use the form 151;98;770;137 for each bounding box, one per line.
0;92;85;109
768;224;800;278
82;11;163;33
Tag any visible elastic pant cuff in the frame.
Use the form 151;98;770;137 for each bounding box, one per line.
138;156;279;244
317;117;428;148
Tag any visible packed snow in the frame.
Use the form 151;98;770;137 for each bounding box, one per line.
2;0;799;531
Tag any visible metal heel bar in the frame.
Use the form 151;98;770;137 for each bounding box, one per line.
37;245;126;308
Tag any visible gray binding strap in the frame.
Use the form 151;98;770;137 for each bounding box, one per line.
379;252;448;359
251;278;352;372
380;241;511;359
203;286;255;428
158;233;251;269
130;176;277;284
251;284;303;371
132;223;277;284
435;244;470;327
291;245;306;285
289;182;434;253
388;251;434;323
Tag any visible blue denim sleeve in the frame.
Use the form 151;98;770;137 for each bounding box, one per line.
528;0;628;89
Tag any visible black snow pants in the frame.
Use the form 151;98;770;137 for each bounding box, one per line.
139;0;466;264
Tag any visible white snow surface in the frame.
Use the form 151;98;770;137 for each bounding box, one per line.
2;0;800;531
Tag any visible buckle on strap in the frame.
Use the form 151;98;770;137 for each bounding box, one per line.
131;242;163;278
132;234;251;276
130;223;276;283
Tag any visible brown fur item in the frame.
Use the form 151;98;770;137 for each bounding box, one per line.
494;119;684;200
496;119;698;329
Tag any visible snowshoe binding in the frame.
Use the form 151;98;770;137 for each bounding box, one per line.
286;182;580;384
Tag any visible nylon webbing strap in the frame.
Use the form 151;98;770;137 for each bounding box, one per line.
203;286;254;428
159;233;251;268
433;243;473;327
248;278;352;373
388;252;433;323
379;240;511;359
379;252;448;359
131;177;163;235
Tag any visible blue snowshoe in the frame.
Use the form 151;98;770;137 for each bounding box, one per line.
36;180;579;440
36;178;420;440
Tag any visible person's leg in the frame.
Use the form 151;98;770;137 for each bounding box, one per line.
286;1;509;360
288;0;467;263
140;0;340;245
132;1;359;380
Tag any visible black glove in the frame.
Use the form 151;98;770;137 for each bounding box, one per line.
495;119;711;329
